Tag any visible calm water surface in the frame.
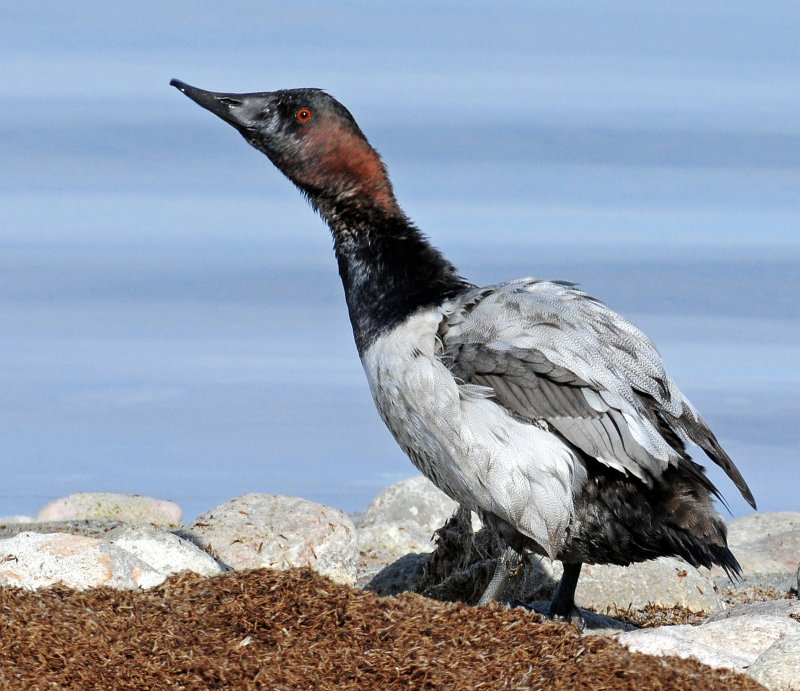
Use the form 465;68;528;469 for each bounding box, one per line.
2;2;798;520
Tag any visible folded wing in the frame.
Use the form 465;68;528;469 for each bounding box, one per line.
439;279;755;508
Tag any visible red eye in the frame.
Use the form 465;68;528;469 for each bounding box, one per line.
297;108;312;122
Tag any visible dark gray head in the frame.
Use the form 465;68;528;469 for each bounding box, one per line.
170;79;399;215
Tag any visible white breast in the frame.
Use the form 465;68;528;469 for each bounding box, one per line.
360;308;585;558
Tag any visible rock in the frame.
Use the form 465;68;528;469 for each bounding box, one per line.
357;476;458;555
727;512;800;545
574;557;723;614
728;535;800;576
705;598;800;622
0;519;129;540
360;476;458;534
0;531;165;590
713;571;798;599
36;493;182;527
355;476;459;585
0;516;34;526
711;512;800;577
617;615;800;672
187;494;357;585
748;631;800;691
0;523;221;591
104;524;223;577
356;522;432;582
356;521;434;564
366;553;429;596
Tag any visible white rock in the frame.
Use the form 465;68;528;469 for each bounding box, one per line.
360;476;458;538
619;626;750;669
36;493;182;527
356;476;462;584
105;525;222;577
188;494;358;585
617;615;800;672
357;476;460;558
574;557;723;614
0;531;165;590
748;631;800;691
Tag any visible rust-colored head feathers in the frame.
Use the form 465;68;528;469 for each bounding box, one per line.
170;81;399;217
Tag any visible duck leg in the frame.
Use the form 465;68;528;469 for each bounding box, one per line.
549;562;585;629
477;545;522;606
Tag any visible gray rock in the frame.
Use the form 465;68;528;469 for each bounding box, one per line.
711;512;800;577
617;615;800;672
727;512;800;546
0;524;223;590
574;557;723;614
36;493;182;527
356;522;435;565
706;598;800;622
0;519;129;540
366;553;429;595
0;531;165;590
748;631;800;691
187;494;358;585
727;535;800;576
713;571;798;597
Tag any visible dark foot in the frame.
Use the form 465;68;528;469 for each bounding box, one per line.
549;562;585;630
509;600;586;631
547;603;586;631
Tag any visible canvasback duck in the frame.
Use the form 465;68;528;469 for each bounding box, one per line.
171;80;755;626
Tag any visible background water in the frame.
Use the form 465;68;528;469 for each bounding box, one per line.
1;2;798;522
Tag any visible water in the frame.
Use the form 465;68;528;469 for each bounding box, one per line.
1;2;798;521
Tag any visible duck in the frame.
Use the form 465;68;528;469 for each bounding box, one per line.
170;79;756;626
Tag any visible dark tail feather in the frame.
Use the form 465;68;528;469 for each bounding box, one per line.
669;530;742;581
657;465;742;580
711;544;743;581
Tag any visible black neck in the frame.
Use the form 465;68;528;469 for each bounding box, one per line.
310;194;470;353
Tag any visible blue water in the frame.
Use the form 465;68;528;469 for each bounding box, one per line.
1;2;798;521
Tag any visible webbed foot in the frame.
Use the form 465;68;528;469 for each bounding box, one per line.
508;561;586;630
509;599;586;631
547;603;585;631
477;545;523;606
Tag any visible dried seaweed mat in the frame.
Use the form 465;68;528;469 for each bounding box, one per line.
0;568;766;690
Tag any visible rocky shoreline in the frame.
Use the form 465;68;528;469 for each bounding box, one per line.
2;478;799;690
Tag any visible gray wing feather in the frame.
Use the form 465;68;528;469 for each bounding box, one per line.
440;279;755;507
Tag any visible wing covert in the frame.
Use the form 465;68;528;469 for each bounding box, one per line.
439;279;755;507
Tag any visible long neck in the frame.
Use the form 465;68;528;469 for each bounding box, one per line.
311;193;470;353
